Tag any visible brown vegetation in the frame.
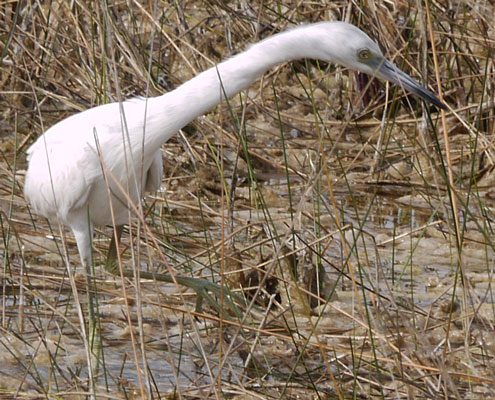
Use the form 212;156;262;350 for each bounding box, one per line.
1;1;494;398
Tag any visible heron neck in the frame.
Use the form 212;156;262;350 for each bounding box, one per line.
145;25;318;150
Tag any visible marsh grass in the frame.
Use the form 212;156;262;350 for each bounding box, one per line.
2;1;495;398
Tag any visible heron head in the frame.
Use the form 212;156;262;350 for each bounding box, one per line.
316;22;447;110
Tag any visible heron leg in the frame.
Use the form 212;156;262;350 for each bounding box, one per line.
105;225;124;275
70;213;97;327
69;212;99;396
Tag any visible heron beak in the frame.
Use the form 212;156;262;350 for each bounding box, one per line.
373;58;447;110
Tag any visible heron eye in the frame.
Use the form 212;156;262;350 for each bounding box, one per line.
358;49;370;60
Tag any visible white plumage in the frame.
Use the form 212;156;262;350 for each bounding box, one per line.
24;22;445;269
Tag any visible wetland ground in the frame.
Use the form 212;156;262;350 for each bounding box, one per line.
1;1;495;398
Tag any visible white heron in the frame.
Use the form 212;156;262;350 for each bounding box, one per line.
24;22;446;311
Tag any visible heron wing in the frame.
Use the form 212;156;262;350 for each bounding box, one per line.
25;99;162;223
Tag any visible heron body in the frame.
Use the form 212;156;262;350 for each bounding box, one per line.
24;22;445;268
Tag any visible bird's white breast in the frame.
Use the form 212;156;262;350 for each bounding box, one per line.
24;98;163;227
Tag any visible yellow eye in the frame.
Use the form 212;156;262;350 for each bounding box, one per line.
358;49;370;60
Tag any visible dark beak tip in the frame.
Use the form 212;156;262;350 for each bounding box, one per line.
428;96;448;111
417;88;448;111
438;101;448;111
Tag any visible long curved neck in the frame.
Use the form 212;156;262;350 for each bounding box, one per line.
145;25;320;150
